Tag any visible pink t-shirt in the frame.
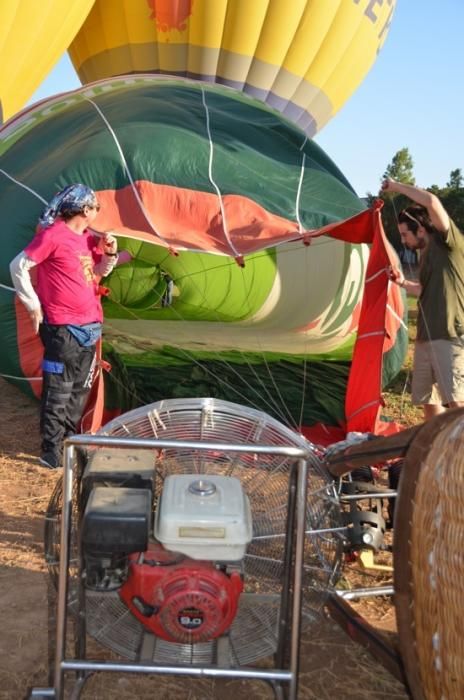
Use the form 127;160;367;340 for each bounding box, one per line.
24;220;104;324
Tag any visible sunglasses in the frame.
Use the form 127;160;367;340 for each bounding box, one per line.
400;210;420;226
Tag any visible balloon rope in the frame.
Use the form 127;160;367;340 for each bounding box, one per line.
84;91;306;427
103;246;304;428
386;303;408;331
84;97;172;249
295;141;310;429
237;265;301;432
200;88;240;259
297;245;310;432
295;152;306;235
0;373;41;381
183;246;324;431
103;314;292;423
193;141;362;219
151;235;304;427
102;282;285;424
106;239;355;431
3;242;347;429
366;268;388;283
378;197;414;426
0;168;47;204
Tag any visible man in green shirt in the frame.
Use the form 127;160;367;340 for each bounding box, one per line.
382;178;464;420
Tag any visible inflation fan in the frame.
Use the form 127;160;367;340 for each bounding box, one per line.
36;398;348;698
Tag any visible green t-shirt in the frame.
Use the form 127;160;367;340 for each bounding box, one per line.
418;219;464;340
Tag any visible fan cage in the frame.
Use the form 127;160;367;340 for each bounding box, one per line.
45;398;343;666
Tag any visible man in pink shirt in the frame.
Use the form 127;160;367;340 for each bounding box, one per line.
10;184;119;468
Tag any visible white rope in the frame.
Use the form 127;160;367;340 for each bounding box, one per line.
386;303;408;331
200;88;240;259
0;373;41;381
366;268;387;284
295;152;306;234
295;135;312;426
0;169;47;204
237;268;301;432
346;399;380;421
356;331;385;340
84;97;170;248
102;243;297;427
0;282;15;292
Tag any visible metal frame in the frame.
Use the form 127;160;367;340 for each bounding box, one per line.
29;434;311;700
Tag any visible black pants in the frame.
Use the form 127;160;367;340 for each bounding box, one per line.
39;324;96;463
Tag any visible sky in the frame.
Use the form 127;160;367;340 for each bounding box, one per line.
29;0;464;198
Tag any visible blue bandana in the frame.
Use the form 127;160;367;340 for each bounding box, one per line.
39;184;97;228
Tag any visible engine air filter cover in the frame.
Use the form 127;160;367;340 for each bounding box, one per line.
82;487;151;554
155;474;252;561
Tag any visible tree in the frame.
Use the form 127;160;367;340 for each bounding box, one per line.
446;168;463;190
382;147;415;185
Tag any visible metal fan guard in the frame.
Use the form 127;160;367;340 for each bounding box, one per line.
45;397;342;666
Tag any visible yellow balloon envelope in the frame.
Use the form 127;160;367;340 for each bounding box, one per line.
69;0;396;136
0;0;95;123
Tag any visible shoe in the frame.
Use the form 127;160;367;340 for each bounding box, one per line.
39;454;61;469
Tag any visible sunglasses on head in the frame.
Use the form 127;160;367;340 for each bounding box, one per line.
400;210;420;226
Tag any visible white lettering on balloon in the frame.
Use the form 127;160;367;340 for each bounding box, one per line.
352;0;396;52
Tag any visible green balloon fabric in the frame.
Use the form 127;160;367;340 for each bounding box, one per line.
0;77;405;430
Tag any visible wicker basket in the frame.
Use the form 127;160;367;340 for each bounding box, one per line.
395;411;464;700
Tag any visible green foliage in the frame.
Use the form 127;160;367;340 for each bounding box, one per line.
440;186;464;230
447;168;463;190
382;147;415;185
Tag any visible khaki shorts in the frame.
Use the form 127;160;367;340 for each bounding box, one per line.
412;338;464;405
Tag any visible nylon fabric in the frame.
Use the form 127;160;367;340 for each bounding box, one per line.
344;203;405;433
68;0;396;136
102;346;351;428
0;0;94;122
0;79;407;436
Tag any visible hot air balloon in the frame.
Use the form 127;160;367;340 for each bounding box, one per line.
0;0;94;124
0;77;406;437
68;0;397;137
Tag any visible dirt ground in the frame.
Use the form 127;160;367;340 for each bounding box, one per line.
0;377;409;700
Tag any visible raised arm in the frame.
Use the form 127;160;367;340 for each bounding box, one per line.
381;178;449;234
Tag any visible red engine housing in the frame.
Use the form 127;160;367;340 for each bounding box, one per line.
119;545;244;643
